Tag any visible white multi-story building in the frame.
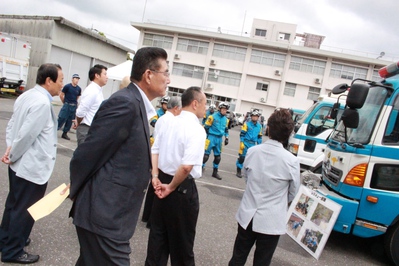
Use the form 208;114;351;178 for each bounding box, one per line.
131;18;393;119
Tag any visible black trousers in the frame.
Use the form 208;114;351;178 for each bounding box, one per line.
145;170;199;266
75;226;130;266
229;221;280;266
0;167;47;260
142;181;155;223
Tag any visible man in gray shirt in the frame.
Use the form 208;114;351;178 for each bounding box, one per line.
0;63;64;264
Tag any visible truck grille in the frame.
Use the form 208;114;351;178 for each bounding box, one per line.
322;161;342;186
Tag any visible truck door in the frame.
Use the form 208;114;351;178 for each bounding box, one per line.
357;96;399;227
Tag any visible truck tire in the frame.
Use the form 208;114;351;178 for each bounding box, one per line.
384;222;399;265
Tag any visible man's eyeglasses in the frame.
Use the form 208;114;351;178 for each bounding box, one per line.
149;69;170;77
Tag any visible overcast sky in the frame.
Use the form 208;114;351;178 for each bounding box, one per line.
4;0;399;62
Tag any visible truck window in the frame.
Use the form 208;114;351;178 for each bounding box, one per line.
306;106;333;136
332;86;387;144
370;164;399;192
383;95;399;144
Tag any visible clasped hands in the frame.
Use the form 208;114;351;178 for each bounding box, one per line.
151;177;172;199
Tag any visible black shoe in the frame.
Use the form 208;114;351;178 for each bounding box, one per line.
2;252;39;264
61;132;70;140
236;168;242;178
212;169;222;180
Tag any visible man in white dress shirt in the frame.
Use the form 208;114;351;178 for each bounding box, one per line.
0;63;64;264
74;64;108;145
145;87;206;266
142;96;182;227
229;109;300;266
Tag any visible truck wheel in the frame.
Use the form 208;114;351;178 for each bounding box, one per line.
384;222;399;265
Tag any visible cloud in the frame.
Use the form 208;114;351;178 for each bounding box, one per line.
2;0;399;59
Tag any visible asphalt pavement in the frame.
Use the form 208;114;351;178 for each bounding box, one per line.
0;96;393;265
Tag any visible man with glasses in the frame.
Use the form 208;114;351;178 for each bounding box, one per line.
69;47;170;265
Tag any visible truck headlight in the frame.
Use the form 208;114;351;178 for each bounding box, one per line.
288;143;299;155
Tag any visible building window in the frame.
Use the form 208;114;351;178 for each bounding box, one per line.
143;33;173;49
284;82;296;97
212;44;247;61
176;38;209;54
250;49;285;67
289;56;326;75
330;63;367;80
255;29;267;37
308;87;321;101
256;82;268;92
372;69;383;82
278;33;290;41
172;63;204;79
208;68;242;86
168;87;185;97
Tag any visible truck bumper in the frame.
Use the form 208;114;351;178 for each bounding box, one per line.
316;184;358;234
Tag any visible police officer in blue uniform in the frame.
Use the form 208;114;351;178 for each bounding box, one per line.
150;95;170;127
203;102;229;180
236;109;263;178
202;104;216;125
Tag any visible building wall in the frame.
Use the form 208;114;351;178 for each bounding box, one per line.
0;16;129;91
132;20;393;118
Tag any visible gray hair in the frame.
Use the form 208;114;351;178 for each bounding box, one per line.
167;96;182;109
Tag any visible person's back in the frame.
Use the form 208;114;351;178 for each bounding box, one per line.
74;64;108;145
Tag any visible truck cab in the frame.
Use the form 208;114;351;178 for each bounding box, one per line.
318;61;399;265
288;95;345;173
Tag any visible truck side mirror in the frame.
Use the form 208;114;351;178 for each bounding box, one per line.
347;83;369;109
330;103;340;119
341;108;359;128
332;83;349;94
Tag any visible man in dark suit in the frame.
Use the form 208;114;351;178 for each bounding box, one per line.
69;47;170;265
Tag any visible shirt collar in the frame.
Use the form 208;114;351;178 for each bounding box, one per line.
35;84;53;102
90;81;103;91
266;138;283;147
133;83;156;119
179;110;200;122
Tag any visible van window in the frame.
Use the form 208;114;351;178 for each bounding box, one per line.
306;106;335;136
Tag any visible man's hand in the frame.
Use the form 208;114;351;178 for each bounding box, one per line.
60;184;70;195
1;146;11;164
72;119;78;129
155;184;174;199
224;137;229;146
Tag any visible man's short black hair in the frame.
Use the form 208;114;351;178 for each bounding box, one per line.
181;86;203;108
36;63;62;85
89;64;107;81
131;47;168;82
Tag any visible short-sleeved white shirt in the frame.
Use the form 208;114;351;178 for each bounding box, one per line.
152;110;206;178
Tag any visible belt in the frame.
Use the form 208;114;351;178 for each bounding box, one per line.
79;123;90;127
65;102;77;106
158;170;194;194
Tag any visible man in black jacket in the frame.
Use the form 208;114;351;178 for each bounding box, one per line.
69;47;170;265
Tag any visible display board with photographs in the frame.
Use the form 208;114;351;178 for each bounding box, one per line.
286;185;342;260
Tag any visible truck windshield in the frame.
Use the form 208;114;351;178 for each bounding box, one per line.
331;86;388;144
